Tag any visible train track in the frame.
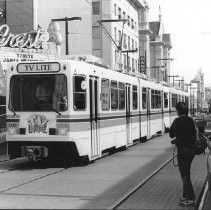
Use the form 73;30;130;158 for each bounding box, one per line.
0;158;72;194
107;155;174;210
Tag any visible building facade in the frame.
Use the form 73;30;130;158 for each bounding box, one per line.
205;87;211;111
191;68;206;111
148;13;172;83
0;0;174;81
0;0;149;73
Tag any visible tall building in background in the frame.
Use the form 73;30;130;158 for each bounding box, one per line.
149;10;172;83
191;68;205;111
205;87;211;110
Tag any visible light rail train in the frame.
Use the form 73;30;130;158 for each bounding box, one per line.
6;58;189;164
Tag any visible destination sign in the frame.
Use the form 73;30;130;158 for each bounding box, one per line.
17;62;60;73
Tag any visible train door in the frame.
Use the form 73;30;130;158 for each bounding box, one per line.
126;84;132;145
146;88;151;138
89;76;100;158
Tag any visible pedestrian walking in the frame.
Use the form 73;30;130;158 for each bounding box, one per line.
169;101;196;207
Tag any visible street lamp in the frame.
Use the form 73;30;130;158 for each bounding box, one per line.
51;17;82;55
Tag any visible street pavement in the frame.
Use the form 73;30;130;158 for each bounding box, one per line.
0;133;208;209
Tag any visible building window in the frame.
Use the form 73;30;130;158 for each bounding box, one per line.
128;36;130;50
132;59;135;72
118;7;121;19
114;4;117;16
131;19;134;29
135;60;137;71
127;15;130;26
123;33;126;48
128;56;130;71
124;54;127;70
92;2;100;15
132;39;134;50
115;50;118;61
118;30;121;46
114;27;117;41
123;11;126;19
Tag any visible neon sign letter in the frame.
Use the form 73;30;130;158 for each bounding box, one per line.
0;24;49;49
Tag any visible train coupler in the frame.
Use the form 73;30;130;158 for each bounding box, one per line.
21;146;48;161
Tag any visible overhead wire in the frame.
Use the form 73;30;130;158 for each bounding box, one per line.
81;0;139;39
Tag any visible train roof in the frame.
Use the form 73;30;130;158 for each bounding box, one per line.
7;59;189;95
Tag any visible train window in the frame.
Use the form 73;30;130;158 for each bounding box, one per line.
164;92;168;108
133;85;138;110
111;80;118;110
157;91;161;109
142;87;147;109
185;96;189;105
74;75;86;110
9;74;67;112
172;93;177;108
151;89;161;109
151;90;154;109
119;82;125;110
101;78;110;111
0;96;5;105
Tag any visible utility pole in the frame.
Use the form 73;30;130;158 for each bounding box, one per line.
122;48;138;72
167;75;179;86
175;79;184;88
98;19;138;72
51;17;82;55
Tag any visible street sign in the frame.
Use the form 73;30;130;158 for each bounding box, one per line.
140;56;145;73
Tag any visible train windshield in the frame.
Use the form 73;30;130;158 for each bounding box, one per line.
9;74;68;112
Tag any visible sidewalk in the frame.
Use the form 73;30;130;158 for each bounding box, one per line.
82;134;207;210
117;154;207;209
203;190;211;210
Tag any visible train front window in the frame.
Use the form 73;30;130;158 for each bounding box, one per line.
9;74;67;112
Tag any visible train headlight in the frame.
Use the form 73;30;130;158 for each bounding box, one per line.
8;128;17;135
58;128;67;136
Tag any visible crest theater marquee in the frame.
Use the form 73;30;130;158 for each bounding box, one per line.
0;22;62;97
0;23;62;74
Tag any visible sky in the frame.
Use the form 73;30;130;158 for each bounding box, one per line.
147;0;211;87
